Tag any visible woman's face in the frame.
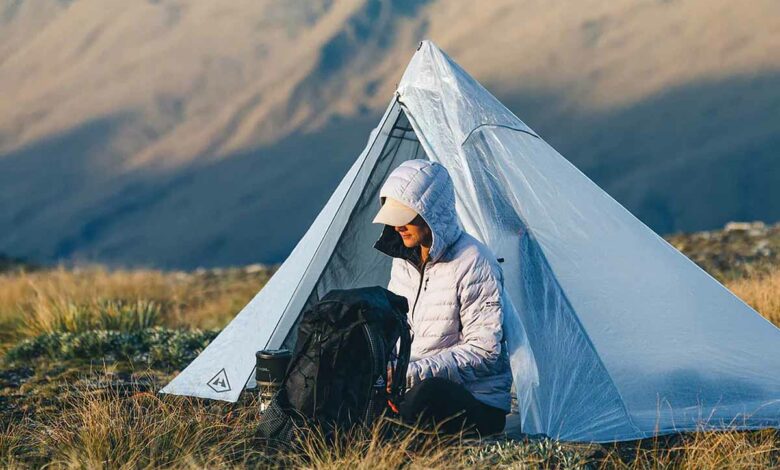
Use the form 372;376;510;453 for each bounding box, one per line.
395;215;432;248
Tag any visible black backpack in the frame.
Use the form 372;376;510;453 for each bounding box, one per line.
256;287;411;442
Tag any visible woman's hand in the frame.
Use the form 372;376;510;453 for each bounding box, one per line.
386;365;394;392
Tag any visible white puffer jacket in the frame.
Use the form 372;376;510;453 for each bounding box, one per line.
374;159;512;411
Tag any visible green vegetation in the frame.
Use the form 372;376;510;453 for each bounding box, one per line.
21;298;164;337
5;327;217;370
3;297;217;370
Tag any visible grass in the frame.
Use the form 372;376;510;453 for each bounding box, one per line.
0;264;778;468
727;269;780;326
5;374;269;468
0;265;269;349
2;375;778;468
20;298;164;337
5;327;217;370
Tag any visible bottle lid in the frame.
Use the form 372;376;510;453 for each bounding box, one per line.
255;349;291;360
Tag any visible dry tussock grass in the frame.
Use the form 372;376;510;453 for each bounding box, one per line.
30;387;267;468
0;266;778;468
286;422;478;470
601;429;780;469
727;269;780;326
0;266;268;346
4;376;778;469
674;430;778;469
1;374;481;469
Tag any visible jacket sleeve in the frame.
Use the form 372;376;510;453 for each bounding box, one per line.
406;256;505;387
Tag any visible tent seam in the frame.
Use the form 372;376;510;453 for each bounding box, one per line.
303;115;411;302
266;100;401;347
461;123;539;147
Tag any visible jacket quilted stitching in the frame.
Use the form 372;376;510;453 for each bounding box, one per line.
374;159;512;411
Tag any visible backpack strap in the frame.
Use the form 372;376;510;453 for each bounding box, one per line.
390;312;411;402
361;322;387;423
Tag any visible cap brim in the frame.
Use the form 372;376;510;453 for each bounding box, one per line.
372;199;418;226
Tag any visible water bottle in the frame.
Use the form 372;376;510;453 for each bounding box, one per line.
255;349;291;411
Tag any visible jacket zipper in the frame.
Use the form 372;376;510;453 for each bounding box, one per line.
410;261;427;321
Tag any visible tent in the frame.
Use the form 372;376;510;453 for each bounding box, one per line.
161;40;780;442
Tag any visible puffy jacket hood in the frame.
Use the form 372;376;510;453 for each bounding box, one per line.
374;160;463;265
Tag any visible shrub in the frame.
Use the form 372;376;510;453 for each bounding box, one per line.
0;266;269;347
4;327;218;370
21;297;166;338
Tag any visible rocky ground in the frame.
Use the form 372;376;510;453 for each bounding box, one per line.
666;221;780;281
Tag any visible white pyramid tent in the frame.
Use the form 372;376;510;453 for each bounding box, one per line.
161;41;780;442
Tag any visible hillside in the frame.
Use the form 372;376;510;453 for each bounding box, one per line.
667;221;780;281
1;0;779;268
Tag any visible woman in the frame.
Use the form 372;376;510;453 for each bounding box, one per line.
372;159;512;436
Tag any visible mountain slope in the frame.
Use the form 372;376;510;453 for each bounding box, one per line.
1;0;779;268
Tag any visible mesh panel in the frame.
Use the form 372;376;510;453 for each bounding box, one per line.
283;111;427;348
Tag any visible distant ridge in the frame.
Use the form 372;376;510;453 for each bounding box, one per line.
1;0;779;268
0;253;36;273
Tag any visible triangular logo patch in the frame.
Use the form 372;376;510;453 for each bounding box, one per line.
206;368;231;393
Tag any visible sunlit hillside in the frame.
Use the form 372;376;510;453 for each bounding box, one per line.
1;0;779;268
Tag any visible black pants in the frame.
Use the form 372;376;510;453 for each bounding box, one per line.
398;377;506;436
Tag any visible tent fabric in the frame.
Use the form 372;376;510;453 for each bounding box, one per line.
160;102;422;401
161;40;780;443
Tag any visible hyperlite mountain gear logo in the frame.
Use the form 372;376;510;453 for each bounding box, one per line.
207;368;231;393
374;376;386;388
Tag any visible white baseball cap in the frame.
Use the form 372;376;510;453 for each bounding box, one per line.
372;197;418;226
